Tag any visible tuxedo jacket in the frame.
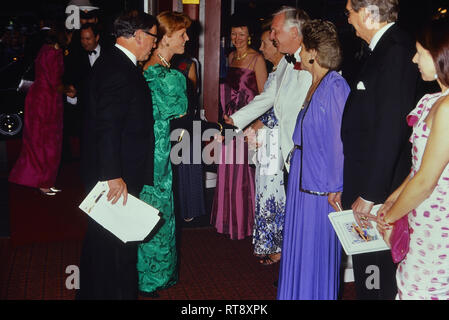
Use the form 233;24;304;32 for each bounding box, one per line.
231;51;312;172
63;48;91;90
81;46;155;196
341;24;419;207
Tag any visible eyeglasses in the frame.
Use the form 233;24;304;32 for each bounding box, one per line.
344;8;355;17
142;30;158;39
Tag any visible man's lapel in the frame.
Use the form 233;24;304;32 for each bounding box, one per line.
274;57;289;105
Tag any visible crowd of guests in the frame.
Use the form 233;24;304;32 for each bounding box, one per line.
6;0;449;300
221;0;449;301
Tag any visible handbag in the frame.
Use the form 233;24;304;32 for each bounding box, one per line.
390;214;410;263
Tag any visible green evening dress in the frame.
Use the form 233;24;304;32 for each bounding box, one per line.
137;64;187;293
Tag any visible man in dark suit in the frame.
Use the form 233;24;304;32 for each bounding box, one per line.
76;11;158;300
63;23;104;160
340;0;419;300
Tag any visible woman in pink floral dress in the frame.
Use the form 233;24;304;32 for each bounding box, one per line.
377;19;449;300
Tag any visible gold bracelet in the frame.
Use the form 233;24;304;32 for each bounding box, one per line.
217;122;223;133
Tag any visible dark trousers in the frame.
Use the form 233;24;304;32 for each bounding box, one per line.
342;192;398;300
352;251;397;300
62;102;82;160
76;216;138;300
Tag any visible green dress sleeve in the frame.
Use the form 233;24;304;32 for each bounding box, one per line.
144;64;188;120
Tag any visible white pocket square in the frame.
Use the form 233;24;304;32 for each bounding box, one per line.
357;81;366;90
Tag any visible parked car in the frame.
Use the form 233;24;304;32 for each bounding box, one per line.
0;55;27;139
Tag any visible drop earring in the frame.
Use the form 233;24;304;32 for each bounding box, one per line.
435;73;439;80
248;37;251;45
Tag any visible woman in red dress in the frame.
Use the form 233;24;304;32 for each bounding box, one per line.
9;27;71;195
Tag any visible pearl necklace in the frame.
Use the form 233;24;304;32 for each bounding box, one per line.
157;53;171;68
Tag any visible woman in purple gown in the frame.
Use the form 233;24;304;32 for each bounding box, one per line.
277;20;350;300
210;15;267;240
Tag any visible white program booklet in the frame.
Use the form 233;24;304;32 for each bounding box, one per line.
79;181;161;243
328;204;390;256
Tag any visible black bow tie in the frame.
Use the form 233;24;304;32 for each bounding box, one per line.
88;50;97;55
285;54;296;64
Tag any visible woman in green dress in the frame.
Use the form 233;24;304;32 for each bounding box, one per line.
137;11;191;297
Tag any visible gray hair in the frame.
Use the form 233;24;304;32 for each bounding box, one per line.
350;0;399;23
273;6;310;37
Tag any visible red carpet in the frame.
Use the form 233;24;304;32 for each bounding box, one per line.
1;138;356;300
0;233;356;300
0;229;283;300
7;139;87;246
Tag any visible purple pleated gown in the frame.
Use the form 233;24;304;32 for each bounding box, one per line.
210;65;258;240
277;71;350;300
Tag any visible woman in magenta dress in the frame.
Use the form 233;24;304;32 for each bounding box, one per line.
210;15;267;240
9;28;68;196
277;21;349;300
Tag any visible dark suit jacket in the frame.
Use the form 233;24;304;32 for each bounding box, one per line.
341;24;419;207
81;45;154;196
63;47;91;89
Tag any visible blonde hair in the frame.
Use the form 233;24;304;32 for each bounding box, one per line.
157;11;191;38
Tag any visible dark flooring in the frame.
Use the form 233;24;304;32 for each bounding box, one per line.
0;139;356;301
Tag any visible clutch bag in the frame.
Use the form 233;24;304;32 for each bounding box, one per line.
390;214;410;263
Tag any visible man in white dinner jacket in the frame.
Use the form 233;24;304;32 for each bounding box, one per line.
225;6;312;181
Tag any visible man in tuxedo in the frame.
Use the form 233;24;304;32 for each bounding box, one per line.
225;6;312;181
77;11;158;300
341;0;419;300
63;23;104;159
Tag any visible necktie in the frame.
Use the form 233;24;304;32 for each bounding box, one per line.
285;54;296;64
88;50;97;55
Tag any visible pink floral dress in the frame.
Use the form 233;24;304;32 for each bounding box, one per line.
396;90;449;300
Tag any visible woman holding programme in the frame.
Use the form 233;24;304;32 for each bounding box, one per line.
277;20;350;300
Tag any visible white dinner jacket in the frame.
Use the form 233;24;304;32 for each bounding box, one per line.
231;47;312;172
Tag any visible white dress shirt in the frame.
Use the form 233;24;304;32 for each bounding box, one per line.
115;43;137;66
231;46;312;172
369;22;395;51
88;43;101;66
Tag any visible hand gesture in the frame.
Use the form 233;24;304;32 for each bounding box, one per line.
244;126;259;150
107;178;128;205
65;85;77;98
378;223;392;248
376;212;393;238
223;114;234;126
352;197;376;229
328;192;342;212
